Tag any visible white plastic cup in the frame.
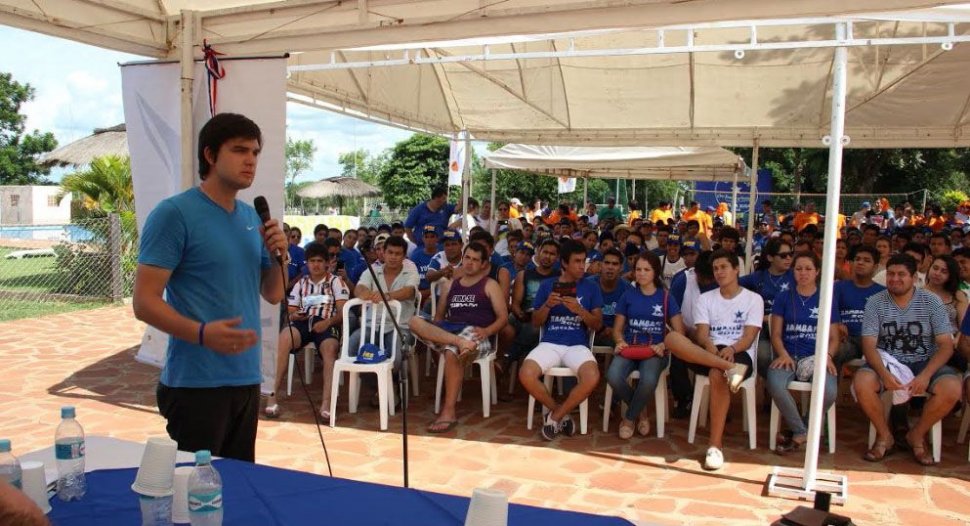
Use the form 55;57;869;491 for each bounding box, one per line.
131;437;177;497
464;487;508;526
20;461;51;514
171;466;193;524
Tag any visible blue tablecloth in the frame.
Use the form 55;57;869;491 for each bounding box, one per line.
48;459;633;525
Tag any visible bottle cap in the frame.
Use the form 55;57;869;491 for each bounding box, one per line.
195;450;212;465
0;439;9;453
61;406;76;419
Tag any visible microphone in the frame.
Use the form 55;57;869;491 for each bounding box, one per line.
253;195;283;264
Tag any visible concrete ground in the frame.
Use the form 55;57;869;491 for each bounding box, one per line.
2;305;970;525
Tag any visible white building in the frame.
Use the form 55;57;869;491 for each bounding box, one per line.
0;186;72;225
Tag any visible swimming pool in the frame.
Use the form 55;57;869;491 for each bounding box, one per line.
0;224;95;243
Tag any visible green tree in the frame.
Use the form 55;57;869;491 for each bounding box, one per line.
338;148;386;186
378;134;450;210
0;72;57;185
59;155;134;215
284;137;316;208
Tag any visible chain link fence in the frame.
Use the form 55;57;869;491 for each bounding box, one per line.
0;215;138;322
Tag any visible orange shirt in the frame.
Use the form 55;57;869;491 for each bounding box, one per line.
793;212;820;232
928;216;947;232
509;207;521;219
683;210;713;236
650;208;673;225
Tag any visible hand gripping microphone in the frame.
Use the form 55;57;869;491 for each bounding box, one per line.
253;195;283;264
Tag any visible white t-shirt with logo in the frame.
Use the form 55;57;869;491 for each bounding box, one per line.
694;287;764;361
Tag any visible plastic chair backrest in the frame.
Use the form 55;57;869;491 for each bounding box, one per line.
341;298;402;364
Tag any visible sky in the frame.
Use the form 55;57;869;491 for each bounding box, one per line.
0;25;417;183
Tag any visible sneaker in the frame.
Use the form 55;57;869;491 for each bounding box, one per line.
724;363;749;394
559;415;576;437
541;414;560;441
672;402;691;420
703;446;724;471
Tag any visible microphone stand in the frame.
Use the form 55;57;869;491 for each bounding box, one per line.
361;256;412;489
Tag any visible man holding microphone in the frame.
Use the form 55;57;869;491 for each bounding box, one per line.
133;113;287;462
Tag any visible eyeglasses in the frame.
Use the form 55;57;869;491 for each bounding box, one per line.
289;234;300;239
776;252;794;258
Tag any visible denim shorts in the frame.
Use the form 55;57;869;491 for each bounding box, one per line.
858;363;960;394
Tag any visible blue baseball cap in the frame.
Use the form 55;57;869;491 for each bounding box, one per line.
681;240;700;252
355;343;389;364
442;228;462;243
422;225;440;236
515;241;535;254
668;235;682;245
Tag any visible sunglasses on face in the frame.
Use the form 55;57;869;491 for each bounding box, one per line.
776;252;794;258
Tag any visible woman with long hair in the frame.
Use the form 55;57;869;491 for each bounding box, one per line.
767;251;838;454
924;255;969;334
607;251;684;439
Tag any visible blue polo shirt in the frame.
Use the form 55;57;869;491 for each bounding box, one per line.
409;249;437;290
339;247;363;272
404;201;456;249
533;278;604;346
138;187;270;388
740;269;795;314
616;287;681;345
587;275;632;330
772;289;820;360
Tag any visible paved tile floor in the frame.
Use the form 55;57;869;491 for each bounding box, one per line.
3;305;970;525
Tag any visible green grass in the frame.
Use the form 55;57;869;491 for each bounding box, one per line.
0;247;62;294
0;298;110;322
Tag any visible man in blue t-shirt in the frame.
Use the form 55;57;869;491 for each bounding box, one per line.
133;113;287;462
829;245;885;368
520;240;603;441
404;187;456;251
587;248;631;346
409;225;440;302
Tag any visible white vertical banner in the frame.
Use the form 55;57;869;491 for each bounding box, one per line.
557;176;577;194
122;57;288;393
448;131;466;187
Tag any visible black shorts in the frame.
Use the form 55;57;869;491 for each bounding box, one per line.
157;383;259;462
285;319;340;352
687;345;755;381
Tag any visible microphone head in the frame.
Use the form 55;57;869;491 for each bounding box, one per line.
253;195;271;223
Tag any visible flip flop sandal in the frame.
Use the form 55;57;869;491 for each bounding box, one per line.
863;439;895;462
427;420;459;433
775;437;806;456
908;440;935;466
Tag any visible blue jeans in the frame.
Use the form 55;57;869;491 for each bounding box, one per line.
605;354;670;422
765;366;837;437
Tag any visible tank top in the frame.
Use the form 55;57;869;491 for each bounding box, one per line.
446;276;497;327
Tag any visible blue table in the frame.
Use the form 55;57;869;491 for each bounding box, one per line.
48;459;634;525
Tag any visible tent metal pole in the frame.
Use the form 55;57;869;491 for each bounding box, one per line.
743;141;759;272
489;168;497;233
462;130;471;237
731;171;739;226
632;179;636;207
179;10;196;190
803;23;849;494
583;177;589;210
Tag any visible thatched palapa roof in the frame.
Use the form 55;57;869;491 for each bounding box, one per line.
297;177;381;199
41;124;128;167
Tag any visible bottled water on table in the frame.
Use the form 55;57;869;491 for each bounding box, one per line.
188;450;223;526
0;439;23;489
55;406;86;501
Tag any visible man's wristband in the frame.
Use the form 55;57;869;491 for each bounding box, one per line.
198;322;206;346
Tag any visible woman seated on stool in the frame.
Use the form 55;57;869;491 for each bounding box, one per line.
607;251;683;439
768;250;838;454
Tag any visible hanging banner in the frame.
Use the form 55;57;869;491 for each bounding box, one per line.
557;176;577;194
694;169;773;221
448;131;466;187
122;56;288;393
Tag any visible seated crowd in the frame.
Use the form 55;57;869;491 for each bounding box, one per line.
268;192;970;471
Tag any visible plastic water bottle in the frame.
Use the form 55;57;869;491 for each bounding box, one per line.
55;406;86;501
187;450;223;526
0;439;22;490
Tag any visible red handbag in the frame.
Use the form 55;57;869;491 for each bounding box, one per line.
618;291;668;361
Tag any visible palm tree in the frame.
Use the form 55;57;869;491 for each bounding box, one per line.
59;155;134;215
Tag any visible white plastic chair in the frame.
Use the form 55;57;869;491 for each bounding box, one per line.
867;391;942;463
957;406;970;461
286;343;315;396
687;364;758;450
434;334;499;417
602;365;670;437
329;298;402;431
768;380;837;453
525;331;594;435
425;279;445;377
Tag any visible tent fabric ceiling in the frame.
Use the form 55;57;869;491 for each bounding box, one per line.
483;145;745;182
0;0;963;59
288;14;970;148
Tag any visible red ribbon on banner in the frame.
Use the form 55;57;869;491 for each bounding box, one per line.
202;40;226;116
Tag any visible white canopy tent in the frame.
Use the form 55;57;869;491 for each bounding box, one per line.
482;144;747;219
